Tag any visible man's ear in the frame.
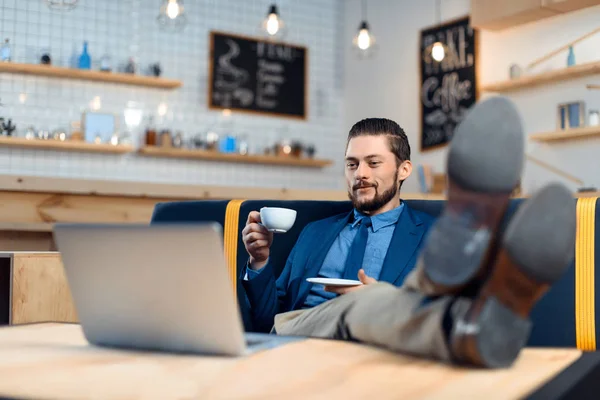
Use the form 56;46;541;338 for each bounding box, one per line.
398;160;412;182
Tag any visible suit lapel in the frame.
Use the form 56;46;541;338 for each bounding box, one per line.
378;205;425;285
292;211;352;309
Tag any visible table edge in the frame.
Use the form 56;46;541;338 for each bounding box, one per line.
526;351;600;400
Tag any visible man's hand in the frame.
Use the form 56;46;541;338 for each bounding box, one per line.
242;211;274;270
324;269;377;295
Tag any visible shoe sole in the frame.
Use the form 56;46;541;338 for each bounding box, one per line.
419;96;525;295
450;183;576;368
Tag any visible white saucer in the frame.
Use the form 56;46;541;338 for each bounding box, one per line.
306;278;363;287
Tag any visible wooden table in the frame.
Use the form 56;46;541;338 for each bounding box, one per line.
0;323;596;399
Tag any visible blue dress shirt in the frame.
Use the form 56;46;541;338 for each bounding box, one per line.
302;203;404;308
246;203;405;309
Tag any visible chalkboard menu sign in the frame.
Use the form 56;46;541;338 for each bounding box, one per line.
419;16;478;151
208;31;308;120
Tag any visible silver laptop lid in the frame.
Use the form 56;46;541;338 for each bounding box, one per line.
53;223;246;356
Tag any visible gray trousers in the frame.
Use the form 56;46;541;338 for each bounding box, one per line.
273;269;471;362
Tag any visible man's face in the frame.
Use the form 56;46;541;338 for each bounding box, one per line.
345;135;410;214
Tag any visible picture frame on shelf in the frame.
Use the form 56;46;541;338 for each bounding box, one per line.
82;111;118;143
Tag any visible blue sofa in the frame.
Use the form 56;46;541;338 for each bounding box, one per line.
151;196;599;350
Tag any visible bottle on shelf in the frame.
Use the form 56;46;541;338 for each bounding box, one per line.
24;126;36;140
159;129;172;147
145;117;157;146
589;110;599;127
219;134;237;153
1;38;11;62
567;45;575;67
205;131;219;151
172;131;184;148
69;121;83;141
100;51;111;72
238;134;249;155
78;41;91;69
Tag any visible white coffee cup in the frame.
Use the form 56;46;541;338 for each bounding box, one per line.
260;207;297;233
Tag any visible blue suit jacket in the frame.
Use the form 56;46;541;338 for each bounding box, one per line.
240;203;435;332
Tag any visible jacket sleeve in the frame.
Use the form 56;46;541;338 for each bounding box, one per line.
240;226;308;333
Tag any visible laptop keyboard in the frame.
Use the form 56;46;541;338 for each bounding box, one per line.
245;332;274;346
243;332;305;352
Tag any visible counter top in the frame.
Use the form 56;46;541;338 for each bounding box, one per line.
0;175;444;236
0;174;347;200
0;174;447;201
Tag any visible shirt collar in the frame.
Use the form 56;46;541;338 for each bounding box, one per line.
351;202;405;232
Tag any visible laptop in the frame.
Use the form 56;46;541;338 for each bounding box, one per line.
53;222;302;356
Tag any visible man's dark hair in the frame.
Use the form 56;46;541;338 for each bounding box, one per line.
347;118;411;165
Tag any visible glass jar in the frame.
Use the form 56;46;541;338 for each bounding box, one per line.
589;110;599;126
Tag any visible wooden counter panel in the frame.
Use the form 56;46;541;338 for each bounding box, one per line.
0;323;583;399
0;182;445;235
0;174;349;201
0;191;165;228
0;253;76;325
10;253;77;324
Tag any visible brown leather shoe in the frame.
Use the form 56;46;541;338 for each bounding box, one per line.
449;183;576;368
416;96;525;296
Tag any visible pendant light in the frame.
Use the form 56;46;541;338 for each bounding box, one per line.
43;0;78;11
431;0;446;62
261;3;286;39
352;0;377;58
157;0;187;31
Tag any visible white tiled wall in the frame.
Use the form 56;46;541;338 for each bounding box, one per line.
0;0;346;190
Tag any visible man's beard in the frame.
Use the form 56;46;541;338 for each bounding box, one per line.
348;172;400;213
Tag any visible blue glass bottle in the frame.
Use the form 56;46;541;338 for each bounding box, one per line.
567;45;575;67
1;38;11;62
219;134;236;153
78;41;91;69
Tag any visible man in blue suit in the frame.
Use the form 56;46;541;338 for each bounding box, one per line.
240;118;435;333
270;96;577;369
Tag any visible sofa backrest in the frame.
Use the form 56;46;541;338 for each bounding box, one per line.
151;196;599;350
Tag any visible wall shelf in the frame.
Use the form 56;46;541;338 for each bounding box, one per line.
0;136;134;154
138;146;333;168
0;62;182;89
530;126;600;142
481;61;600;92
471;0;600;31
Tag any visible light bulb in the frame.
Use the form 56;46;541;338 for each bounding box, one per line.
157;102;168;116
266;14;280;35
357;29;371;50
166;0;180;19
432;42;445;62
